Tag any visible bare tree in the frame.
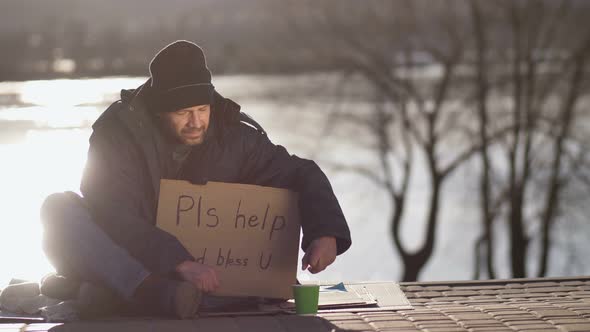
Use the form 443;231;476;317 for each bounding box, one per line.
470;0;497;280
279;0;590;281
536;27;590;278
469;0;590;278
282;0;494;281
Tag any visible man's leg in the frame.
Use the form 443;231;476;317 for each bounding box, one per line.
40;192;200;318
40;192;150;300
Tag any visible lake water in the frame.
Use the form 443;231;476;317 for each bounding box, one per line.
0;74;588;288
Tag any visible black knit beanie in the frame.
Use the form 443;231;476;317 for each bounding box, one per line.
147;40;214;112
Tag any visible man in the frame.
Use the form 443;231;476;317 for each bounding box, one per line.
41;40;351;318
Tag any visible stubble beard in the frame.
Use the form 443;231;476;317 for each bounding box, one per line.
180;127;207;146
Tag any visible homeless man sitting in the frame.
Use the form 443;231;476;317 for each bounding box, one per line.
40;40;351;319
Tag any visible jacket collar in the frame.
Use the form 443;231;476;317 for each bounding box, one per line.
115;79;243;203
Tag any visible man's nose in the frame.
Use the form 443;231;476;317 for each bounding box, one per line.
188;111;202;128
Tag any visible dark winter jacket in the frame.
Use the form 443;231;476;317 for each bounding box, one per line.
80;80;351;275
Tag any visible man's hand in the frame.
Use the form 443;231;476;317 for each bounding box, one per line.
176;261;220;293
301;236;337;274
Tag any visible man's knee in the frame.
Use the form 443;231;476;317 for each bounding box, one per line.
41;192;90;276
40;191;87;229
40;191;93;253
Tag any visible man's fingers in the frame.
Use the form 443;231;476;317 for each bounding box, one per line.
196;278;207;292
207;281;215;293
205;278;215;293
302;237;338;274
212;277;219;290
309;258;326;274
211;270;220;289
310;266;323;274
204;274;216;293
307;249;321;271
303;249;322;273
194;278;204;291
192;272;218;293
301;251;311;270
196;269;218;293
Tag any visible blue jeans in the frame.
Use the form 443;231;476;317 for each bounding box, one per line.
41;192;150;300
41;192;258;311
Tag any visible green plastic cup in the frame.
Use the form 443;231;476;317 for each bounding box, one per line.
292;284;320;315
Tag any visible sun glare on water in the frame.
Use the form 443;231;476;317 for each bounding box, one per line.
0;78;147;287
0;129;92;286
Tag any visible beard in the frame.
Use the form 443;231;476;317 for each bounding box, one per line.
179;127;207;145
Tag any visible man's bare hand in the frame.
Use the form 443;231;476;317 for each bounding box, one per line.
176;261;220;293
301;236;337;274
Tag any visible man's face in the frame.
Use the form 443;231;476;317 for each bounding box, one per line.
160;104;211;145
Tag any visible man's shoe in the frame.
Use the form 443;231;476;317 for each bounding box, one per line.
40;273;81;300
171;281;201;319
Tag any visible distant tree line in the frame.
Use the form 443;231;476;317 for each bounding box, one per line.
0;0;335;81
3;0;585;82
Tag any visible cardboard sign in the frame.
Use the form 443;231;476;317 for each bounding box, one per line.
156;179;301;299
